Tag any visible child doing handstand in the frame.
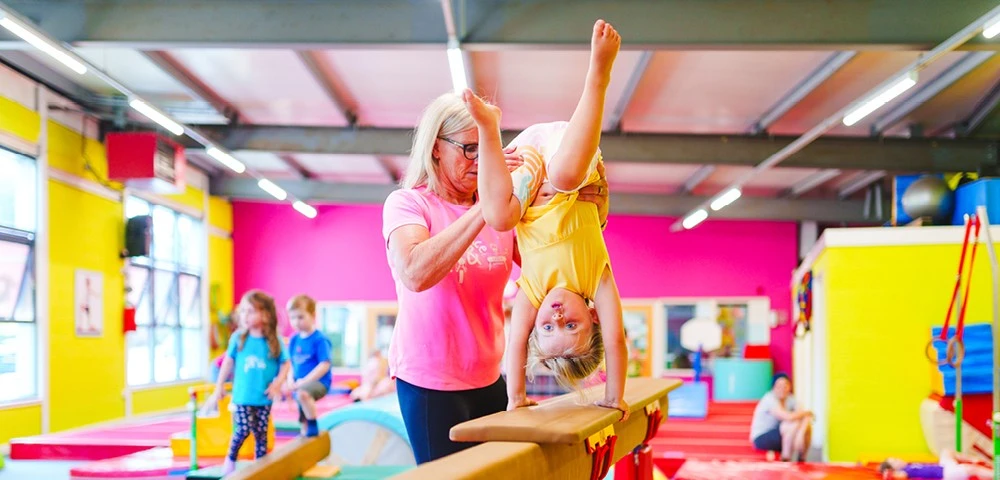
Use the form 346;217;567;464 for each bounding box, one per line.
463;19;628;419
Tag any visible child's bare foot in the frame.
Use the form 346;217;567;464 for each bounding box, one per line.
462;88;501;130
588;19;620;88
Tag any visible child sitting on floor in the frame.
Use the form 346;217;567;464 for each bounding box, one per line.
879;449;993;479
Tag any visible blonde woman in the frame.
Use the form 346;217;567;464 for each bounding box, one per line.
383;92;608;463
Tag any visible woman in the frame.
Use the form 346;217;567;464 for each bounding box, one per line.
749;373;814;462
382;92;608;464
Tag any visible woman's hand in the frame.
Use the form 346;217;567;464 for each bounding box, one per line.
504;146;524;173
577;162;608;209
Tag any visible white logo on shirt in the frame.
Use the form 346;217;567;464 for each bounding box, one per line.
453;240;507;283
244;355;266;373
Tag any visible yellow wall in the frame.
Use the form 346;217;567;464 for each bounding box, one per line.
0;404;42;445
131;383;197;416
208;197;234;358
820;242;996;461
0;95;40;144
166;184;209;212
0;82;235;441
47;178;127;431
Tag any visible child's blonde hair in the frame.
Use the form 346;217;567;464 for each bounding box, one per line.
526;327;605;392
237;289;282;359
286;294;316;316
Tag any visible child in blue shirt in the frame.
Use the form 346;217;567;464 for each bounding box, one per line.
282;294;332;437
206;290;290;476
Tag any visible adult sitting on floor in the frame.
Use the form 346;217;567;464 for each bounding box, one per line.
749;372;814;461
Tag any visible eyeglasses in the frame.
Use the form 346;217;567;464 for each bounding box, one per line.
437;137;479;161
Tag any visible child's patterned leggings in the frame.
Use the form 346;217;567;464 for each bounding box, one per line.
227;404;271;461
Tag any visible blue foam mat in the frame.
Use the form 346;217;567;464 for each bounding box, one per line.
668;381;709;419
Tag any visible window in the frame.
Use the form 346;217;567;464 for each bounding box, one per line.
317;304;365;370
125;196;205;386
665;300;749;369
0;148;37;403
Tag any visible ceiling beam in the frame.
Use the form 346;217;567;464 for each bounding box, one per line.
186;125;998;173
277;154;314;179
604;51;652;132
4;0;1000;51
749;51;856;135
871;51;994;135
375;156;400;183
958;77;1000;137
296;51;359;126
0;50;96;106
837;170;888;199
212;178;883;224
677;165;716;195
141;51;240;123
781;169;843;198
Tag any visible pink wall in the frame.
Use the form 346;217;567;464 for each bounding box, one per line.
233;201;798;375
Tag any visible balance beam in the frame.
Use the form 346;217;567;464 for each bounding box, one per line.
226;432;330;480
392;377;680;480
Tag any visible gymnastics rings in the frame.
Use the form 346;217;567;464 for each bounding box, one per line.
926;336;965;368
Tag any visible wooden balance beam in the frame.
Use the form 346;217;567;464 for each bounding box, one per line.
224;432;331;480
391;377;680;480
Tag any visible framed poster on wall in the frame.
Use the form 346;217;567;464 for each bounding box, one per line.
75;269;103;337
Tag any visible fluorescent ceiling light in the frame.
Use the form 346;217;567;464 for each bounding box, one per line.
293;201;317;218
682;209;709;230
206;147;246;174
129;99;184;136
257;178;287;200
0;15;87;75
985;16;1000;38
843;72;918;126
710;188;742;211
447;46;468;93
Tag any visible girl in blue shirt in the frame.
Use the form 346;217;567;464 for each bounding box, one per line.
206;290;290;476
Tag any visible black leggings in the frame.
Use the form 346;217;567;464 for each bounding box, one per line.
396;377;507;464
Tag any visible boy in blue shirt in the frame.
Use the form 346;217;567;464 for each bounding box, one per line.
283;295;333;437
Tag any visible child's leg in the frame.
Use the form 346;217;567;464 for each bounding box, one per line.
295;382;326;437
794;421;812;461
250;405;272;459
226;405;253;461
546;20;620;192
779;420;801;460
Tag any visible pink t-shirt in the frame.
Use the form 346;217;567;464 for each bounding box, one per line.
382;186;514;391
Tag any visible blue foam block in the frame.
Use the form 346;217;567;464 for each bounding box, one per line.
668;381;709;419
952;178;1000;225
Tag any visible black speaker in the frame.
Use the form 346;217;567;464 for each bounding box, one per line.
124;215;153;258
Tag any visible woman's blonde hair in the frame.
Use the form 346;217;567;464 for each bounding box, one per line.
527;327;605;392
400;92;476;191
286;294;316;316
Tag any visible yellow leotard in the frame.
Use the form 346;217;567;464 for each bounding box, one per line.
509;146;611;308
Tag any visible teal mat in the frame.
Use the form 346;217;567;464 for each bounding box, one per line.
186;461;253;480
186;463;410;480
300;465;412;479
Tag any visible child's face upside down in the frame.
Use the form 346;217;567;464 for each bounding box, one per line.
534;288;598;357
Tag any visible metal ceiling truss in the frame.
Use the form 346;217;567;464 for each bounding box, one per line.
212;177;886;224
3;0;1000;51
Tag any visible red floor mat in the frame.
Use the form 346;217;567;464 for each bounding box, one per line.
673;459;880;479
